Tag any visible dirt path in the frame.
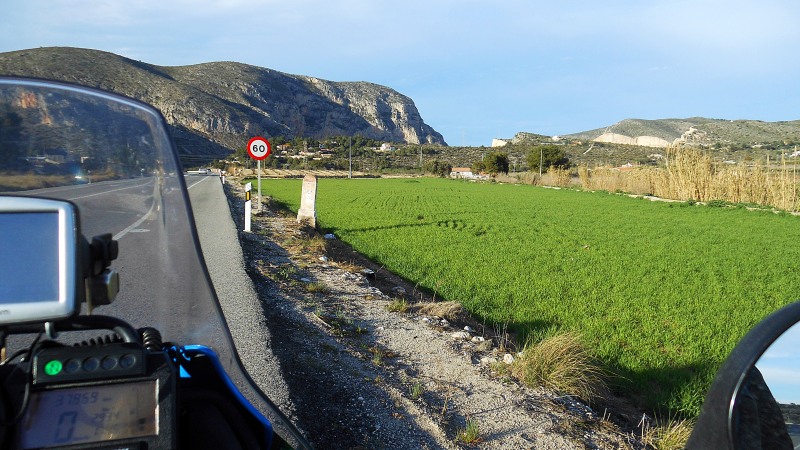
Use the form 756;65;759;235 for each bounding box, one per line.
223;179;642;449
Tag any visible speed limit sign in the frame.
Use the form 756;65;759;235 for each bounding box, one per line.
246;136;271;160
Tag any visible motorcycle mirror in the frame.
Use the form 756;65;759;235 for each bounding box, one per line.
687;300;800;449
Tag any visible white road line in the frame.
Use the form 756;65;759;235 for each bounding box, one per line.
68;179;153;200
112;180;158;241
114;176;210;240
112;199;156;241
186;176;211;190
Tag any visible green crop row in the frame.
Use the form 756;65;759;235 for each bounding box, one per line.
258;177;800;416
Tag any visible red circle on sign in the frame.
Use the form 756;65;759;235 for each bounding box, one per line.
246;136;271;160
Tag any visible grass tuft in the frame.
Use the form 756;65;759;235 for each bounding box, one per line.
305;281;330;294
409;381;424;400
456;419;482;444
511;333;606;403
641;416;694;450
386;298;409;313
370;346;385;366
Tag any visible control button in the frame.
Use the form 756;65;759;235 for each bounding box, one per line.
119;354;137;369
101;356;118;370
44;360;62;376
64;359;81;374
83;357;100;372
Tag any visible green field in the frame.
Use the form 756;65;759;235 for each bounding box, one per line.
258;177;800;416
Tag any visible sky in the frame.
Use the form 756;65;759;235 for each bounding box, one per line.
757;322;800;405
2;0;799;146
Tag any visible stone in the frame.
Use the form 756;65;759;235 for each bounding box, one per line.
391;286;406;297
361;269;376;279
476;339;494;352
503;353;515;365
451;331;471;340
297;174;318;226
471;336;485;343
324;233;336;240
463;326;474;333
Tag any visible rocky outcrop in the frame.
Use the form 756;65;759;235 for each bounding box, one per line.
0;47;446;156
593;132;671;148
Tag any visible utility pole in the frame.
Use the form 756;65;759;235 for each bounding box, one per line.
419;145;422;171
539;148;543;178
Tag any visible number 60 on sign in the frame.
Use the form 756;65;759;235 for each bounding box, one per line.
246;136;271;160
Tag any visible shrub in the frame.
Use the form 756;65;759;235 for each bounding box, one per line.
527;144;570;173
511;333;606;402
423;159;452;177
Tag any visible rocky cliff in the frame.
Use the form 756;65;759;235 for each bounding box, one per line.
0;47;446;157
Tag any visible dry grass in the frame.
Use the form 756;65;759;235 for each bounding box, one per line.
305;281;330;294
413;301;473;325
517;172;541;185
0;170;121;191
640;416;694;450
579;145;800;211
332;259;362;273
548;166;573;187
386;298;409;313
287;234;327;258
511;333;606;403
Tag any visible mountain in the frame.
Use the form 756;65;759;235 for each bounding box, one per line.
564;117;800;149
499;118;800;151
0;47;446;158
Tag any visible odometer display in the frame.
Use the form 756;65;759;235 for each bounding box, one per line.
19;381;157;448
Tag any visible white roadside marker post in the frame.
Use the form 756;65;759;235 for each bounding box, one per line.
244;182;252;233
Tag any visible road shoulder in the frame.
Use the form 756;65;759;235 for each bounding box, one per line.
223;178;639;449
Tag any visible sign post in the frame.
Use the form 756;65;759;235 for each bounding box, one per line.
246;136;271;212
244;182;252;232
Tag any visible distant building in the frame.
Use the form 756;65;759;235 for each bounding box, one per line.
450;167;474;178
614;163;637;171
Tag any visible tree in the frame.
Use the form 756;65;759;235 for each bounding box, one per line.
482;151;510;175
526;145;569;173
0;106;25;168
423;159;452;177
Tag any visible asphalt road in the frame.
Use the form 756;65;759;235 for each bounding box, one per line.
9;174;303;444
184;174;293;409
25;175;290;400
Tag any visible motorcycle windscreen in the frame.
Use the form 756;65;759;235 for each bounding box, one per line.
0;78;286;437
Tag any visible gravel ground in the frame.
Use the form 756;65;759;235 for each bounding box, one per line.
221;178;644;450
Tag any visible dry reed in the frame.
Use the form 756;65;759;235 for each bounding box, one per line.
578;145;799;211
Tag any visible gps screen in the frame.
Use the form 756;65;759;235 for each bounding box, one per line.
0;212;60;304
